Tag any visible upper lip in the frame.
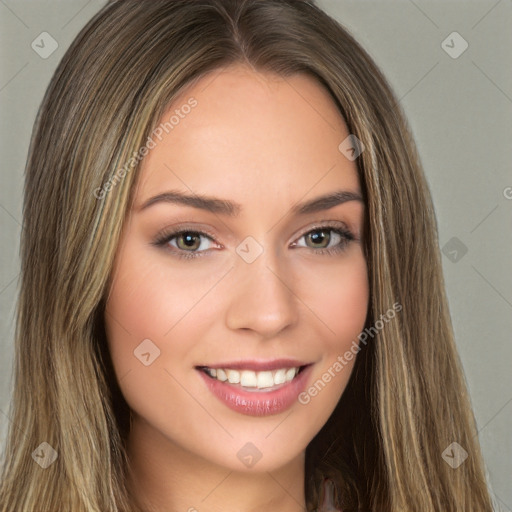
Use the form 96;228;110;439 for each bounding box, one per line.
196;359;312;372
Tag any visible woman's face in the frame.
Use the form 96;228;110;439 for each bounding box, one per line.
105;64;369;474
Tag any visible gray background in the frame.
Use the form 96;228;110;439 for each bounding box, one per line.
0;0;511;509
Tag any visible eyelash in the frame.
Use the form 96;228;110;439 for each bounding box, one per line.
152;223;356;260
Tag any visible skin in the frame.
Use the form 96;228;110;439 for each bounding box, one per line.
104;64;369;512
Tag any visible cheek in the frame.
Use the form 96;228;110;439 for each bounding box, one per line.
104;246;185;373
297;250;369;344
293;253;368;429
105;246;212;348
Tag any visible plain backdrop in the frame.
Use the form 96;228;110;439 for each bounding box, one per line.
0;0;511;509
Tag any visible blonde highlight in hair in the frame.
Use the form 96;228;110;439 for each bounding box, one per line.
0;1;493;511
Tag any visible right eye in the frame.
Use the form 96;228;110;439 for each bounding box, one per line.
152;229;219;260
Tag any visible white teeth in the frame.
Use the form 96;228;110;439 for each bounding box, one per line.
240;370;258;387
216;369;227;382
274;369;287;385
226;369;240;384
257;371;274;389
205;366;301;389
285;368;296;381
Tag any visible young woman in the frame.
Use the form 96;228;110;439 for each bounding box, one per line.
0;1;494;511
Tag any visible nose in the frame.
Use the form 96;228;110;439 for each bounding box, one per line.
224;246;299;338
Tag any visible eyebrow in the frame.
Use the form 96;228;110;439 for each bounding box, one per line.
137;189;363;216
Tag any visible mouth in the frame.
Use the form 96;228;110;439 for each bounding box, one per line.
195;363;311;392
195;361;314;416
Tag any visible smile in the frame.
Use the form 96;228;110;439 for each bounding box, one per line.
199;366;306;391
196;363;314;416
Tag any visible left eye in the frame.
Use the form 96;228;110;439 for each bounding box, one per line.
295;227;345;250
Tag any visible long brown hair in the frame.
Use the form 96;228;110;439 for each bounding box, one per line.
0;1;493;510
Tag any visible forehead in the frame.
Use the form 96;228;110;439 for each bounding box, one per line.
134;64;361;209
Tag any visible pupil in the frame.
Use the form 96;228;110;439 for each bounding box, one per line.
310;230;328;248
181;232;199;249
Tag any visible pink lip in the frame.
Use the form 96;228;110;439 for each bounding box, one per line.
196;358;311;372
197;364;313;417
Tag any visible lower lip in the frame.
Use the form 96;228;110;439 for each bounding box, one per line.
197;365;313;417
